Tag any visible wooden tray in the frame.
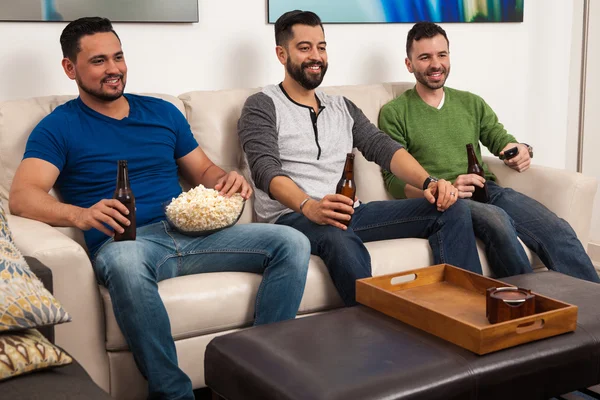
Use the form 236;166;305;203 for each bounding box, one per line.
356;264;578;355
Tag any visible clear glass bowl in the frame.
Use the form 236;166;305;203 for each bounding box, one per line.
163;200;246;237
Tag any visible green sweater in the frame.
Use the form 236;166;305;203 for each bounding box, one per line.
379;87;516;199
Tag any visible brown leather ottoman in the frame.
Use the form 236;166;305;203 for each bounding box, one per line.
205;272;600;400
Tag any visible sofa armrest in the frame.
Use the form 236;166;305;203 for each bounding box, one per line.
485;156;598;249
7;214;109;392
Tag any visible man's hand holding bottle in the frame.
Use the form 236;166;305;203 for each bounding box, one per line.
452;174;486;199
72;199;131;237
301;195;354;230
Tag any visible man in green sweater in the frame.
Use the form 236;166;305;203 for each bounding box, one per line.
379;21;599;282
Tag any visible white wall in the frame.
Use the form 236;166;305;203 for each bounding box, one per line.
0;0;576;171
581;0;600;257
566;0;584;173
566;1;600;260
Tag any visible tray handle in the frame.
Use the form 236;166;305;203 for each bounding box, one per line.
390;273;418;286
516;319;545;334
357;264;445;292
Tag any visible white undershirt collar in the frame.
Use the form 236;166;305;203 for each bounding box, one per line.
437;90;446;110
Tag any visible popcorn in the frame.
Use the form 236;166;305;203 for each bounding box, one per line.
165;185;244;232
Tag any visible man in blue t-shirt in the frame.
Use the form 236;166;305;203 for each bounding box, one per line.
9;17;310;400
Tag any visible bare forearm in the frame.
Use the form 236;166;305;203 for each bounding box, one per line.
269;176;311;213
270;176;354;228
404;184;424;199
196;164;227;189
389;148;429;190
177;148;228;189
9;186;82;227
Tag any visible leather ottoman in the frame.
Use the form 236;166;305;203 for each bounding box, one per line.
205;272;600;400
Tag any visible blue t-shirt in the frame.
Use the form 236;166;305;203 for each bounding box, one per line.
24;94;198;255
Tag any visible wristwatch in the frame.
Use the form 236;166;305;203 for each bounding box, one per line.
521;143;534;158
422;175;439;191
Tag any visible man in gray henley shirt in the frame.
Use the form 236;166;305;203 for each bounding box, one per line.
238;10;482;305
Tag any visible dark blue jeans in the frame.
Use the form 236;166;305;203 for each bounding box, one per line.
276;198;483;306
466;181;600;283
93;221;310;400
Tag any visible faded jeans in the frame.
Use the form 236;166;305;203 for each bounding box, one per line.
466;181;600;283
93;221;310;400
276;198;483;306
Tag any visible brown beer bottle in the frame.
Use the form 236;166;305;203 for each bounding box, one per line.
466;144;489;203
335;153;356;226
113;160;136;241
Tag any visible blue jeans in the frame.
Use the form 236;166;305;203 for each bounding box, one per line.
466;181;600;282
93;221;310;400
276;198;482;306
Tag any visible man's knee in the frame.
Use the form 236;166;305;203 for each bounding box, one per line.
480;205;514;230
441;199;472;221
549;215;573;231
94;241;150;286
247;224;311;271
273;225;311;266
277;224;310;249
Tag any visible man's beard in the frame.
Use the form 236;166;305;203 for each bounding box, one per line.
414;67;449;90
76;75;126;102
286;58;328;90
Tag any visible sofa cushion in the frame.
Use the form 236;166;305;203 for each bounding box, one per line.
320;83;412;125
0;206;71;332
101;272;261;351
0;95;75;204
101;237;536;351
179;88;260;224
0;329;72;381
0;94;185;205
319;83;411;204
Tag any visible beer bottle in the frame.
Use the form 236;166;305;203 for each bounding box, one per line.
466;144;489;203
113;160;136;241
336;153;356;226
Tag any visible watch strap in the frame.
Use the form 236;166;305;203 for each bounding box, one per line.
521;143;533;158
422;176;438;191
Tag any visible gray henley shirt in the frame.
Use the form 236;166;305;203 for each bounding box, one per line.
238;84;403;223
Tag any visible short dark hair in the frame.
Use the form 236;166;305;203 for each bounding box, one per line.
274;10;324;47
406;21;449;58
60;17;120;61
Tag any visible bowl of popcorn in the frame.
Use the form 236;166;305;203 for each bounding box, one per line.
164;185;245;236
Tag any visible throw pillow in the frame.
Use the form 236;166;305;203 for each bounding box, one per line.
0;329;72;381
0;205;71;332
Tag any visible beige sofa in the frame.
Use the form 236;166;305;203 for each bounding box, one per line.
0;82;597;399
